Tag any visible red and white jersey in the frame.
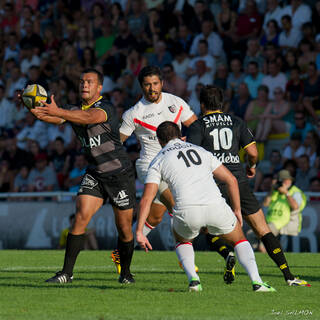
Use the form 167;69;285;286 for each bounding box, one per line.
145;139;224;208
120;92;194;162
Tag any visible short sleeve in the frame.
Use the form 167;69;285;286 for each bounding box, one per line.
239;119;255;149
208;151;222;172
120;108;136;137
176;96;195;123
145;157;162;185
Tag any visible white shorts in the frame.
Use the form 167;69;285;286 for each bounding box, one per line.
173;201;237;240
135;158;169;205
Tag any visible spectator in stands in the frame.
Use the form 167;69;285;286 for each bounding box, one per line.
263;169;307;237
303;62;320;113
216;0;237;61
261;19;280;47
303;130;319;167
189;19;224;60
27;153;58;193
81;47;96;70
295;154;318;191
148;40;172;69
0;159;14;192
0;85;15;129
16;112;49;151
28;140;42;161
309;177;320;201
3;32;20;63
226;58;245;100
298;39;317;76
162;64;187;100
256;173;274;192
279;15;302;52
48;123;73;151
110;2;124;33
213;63;228;90
285;66;304;105
262;60;287;100
255;149;283;192
244;61;265;99
5;65;27;100
20;44;41;76
188;82;204;117
282;0;312;32
262;0;283;32
0;3;18;35
13;164;29;193
289;111;314;141
187;39;216;78
25;65;48;91
127;0;148;38
2;133;33;173
126;47;148;78
64;153;88;193
231;0;262;58
188;0;214;34
176;24;194;55
245;84;269;135
255;87;290;142
227;82;251;119
50;137;71;189
243;38;265;72
187;60;213;100
116;69;141;107
282;131;306;163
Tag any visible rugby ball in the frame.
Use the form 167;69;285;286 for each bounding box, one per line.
22;84;47;109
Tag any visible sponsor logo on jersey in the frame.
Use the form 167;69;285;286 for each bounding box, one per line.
162;142;193;154
113;190;129;207
79;135;101;148
80;174;98;189
204;114;233;127
148;135;157;140
168;105;177;113
213;152;240;164
142;113;155;119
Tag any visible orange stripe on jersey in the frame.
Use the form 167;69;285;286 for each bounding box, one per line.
134;118;157;131
173;106;183;123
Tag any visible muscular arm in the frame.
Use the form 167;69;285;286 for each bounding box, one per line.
29;108;65;124
244;142;259;178
35;95;107;125
120;133;130;143
182;114;197;127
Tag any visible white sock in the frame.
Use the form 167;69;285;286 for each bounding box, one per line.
175;242;199;282
234;240;262;283
132;221;155;247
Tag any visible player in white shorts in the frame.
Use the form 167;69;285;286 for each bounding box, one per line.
136;121;276;293
119;65;197;232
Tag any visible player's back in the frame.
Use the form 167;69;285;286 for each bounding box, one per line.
187;111;254;183
149;139;224;208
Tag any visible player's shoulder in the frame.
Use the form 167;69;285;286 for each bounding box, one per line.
122;98;146;118
162;92;188;105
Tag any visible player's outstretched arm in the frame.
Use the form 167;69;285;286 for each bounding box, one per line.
29;107;65;124
213;165;242;226
136;183;158;252
38;95;107;125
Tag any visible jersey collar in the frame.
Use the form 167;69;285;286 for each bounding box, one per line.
205;110;223;115
81;96;103;110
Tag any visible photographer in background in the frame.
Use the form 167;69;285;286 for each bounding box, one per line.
263;170;306;238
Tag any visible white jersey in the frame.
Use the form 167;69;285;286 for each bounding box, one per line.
145;139;224;209
120;92;194;163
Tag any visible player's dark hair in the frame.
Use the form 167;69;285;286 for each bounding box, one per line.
82;68;104;85
138;66;162;85
156;121;181;144
199;85;224;111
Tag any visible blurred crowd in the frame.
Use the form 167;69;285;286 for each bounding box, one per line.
1;0;320;197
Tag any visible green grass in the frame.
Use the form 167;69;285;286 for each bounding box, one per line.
0;250;319;320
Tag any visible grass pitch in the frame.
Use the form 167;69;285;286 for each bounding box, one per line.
0;250;319;320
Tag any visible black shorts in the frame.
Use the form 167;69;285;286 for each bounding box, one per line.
78;168;136;210
218;180;260;216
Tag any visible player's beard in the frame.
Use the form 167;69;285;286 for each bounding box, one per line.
146;91;161;103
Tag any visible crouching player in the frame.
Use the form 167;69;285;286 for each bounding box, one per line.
136;121;276;292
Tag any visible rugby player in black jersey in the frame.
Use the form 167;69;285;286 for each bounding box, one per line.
30;68;136;284
187;85;310;287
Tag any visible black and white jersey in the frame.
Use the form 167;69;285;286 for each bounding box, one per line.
66;97;132;175
187;111;255;183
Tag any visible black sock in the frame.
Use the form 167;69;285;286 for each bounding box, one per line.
118;238;134;277
62;233;85;276
206;234;230;260
261;232;294;281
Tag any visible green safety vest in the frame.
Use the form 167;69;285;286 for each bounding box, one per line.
266;185;307;231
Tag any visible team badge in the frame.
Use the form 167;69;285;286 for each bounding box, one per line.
168;105;176;113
